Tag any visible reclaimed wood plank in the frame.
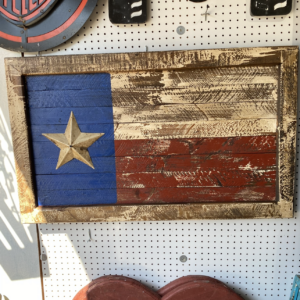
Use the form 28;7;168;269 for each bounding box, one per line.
32;140;116;159
37;186;276;206
111;66;279;107
36;173;117;190
34;156;116;174
35;169;276;191
27;90;113;108
32;135;276;160
6;47;284;78
114;136;277;157
30;119;276;142
29;107;114;125
113;102;277;123
29;102;277;125
113;119;277;140
115;153;276;173
111;83;278;107
37;189;117;206
33;153;276;175
116;186;276;203
116;169;276;188
30;124;114;142
25;73;111;91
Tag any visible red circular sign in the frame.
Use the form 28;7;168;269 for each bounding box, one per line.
0;0;97;52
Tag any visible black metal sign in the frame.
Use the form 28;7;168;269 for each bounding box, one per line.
0;0;97;52
251;0;292;16
109;0;147;24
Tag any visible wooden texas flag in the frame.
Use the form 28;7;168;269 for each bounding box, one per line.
26;66;277;207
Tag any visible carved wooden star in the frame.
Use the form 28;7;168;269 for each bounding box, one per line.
42;112;104;169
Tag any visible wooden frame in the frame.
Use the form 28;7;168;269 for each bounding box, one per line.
5;46;298;223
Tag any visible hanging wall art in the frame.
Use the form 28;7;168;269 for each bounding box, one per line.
5;46;298;223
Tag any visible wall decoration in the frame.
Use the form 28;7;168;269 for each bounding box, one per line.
109;0;147;24
251;0;292;16
0;0;98;52
5;46;298;223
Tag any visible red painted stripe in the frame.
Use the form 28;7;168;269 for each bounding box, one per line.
22;0;28;15
0;6;19;20
0;31;22;42
24;0;51;21
116;170;276;188
28;0;87;43
12;0;20;15
114;136;276;157
3;0;7;7
116;187;276;204
115;153;276;173
29;0;37;11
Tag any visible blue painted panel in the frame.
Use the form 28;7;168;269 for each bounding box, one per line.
27;73;117;206
26;74;111;91
28;90;113;108
290;275;300;300
36;174;117;190
37;189;118;206
29;107;114;125
35;157;116;174
30;124;115;142
32;140;116;159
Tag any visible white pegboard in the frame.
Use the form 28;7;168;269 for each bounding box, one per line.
36;0;300;300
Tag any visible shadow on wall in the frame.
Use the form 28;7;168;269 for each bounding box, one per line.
0;294;9;300
0;109;45;281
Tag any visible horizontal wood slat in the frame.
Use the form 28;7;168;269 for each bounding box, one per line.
26;74;112;91
31;136;277;159
30;119;277;142
36;169;276;190
112;119;277;140
37;186;276;206
34;153;276;175
29;102;277;124
111;66;279;107
114;136;277;157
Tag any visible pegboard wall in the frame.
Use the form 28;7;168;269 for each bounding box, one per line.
35;0;300;299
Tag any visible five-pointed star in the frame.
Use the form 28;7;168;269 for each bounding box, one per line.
42;112;104;170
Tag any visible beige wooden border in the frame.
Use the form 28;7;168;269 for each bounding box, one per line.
5;46;298;223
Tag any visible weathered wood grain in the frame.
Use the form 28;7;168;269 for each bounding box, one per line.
28;102;277;124
37;187;276;206
31;124;114;142
35;169;275;191
31;135;276;160
115;169;276;188
34;153;276;175
111;66;279;107
25;73;112;91
113;119;277;140
4;46;297;223
115;187;276;203
32;140;115;159
20;202;288;223
27;89;113;108
114;136;276;157
30;119;276;142
113;102;277;123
